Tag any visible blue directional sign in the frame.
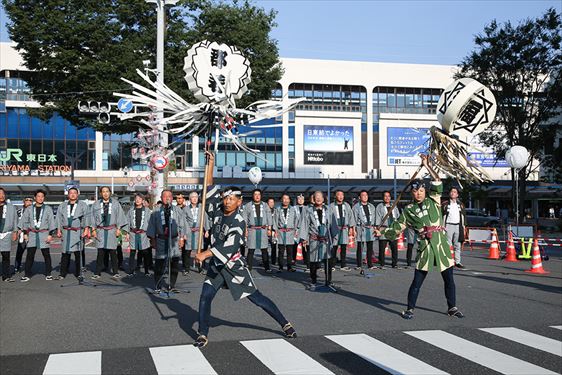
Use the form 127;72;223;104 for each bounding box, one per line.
117;98;133;113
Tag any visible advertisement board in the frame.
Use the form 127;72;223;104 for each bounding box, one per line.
387;127;431;166
303;125;353;165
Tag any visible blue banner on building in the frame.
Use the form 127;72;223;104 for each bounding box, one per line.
468;152;509;168
387;127;431;166
304;125;353;165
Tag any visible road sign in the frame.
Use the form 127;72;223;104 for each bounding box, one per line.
152;155;169;171
117;98;133;113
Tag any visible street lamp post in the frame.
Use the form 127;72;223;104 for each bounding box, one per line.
146;0;178;200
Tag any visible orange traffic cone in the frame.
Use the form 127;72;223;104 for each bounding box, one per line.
348;235;355;249
525;237;549;274
487;229;500;259
397;232;405;251
503;231;518;262
384;243;390;256
296;243;304;261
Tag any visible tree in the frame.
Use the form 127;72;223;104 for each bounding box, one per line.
457;8;562;218
2;0;281;132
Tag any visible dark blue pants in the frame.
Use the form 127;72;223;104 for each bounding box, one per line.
198;282;288;336
407;267;456;310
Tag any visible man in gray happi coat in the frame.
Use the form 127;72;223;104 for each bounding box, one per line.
20;189;56;281
299;191;339;288
375;190;401;268
147;189;186;292
243;189;273;272
126;193;152;276
329;190;356;271
0;187;19;282
90;186;128;279
273;193;298;272
55;187;91;280
183;191;207;275
353;190;377;270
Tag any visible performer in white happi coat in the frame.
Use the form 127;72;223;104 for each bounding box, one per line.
273;194;298;272
353;190;377;270
375;190;401;268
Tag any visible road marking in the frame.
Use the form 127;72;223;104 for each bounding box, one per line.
480;327;562;356
43;351;101;375
551;326;562;330
326;333;448;375
406;330;557;375
241;338;334;374
149;345;217;375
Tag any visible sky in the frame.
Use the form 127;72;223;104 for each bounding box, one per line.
1;0;561;66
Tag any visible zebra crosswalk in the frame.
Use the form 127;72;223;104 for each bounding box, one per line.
2;325;560;375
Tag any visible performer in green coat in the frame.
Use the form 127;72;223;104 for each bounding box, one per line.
376;155;464;320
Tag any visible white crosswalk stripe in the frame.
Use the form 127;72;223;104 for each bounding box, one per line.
241;338;334;375
326;333;449;375
43;351;102;375
405;330;558;375
480;327;562;356
149;344;217;375
551;325;562;330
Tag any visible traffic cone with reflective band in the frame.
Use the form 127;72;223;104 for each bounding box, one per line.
503;231;518;262
525;237;549;274
348;235;355;249
397;232;405;251
296;243;303;261
450;245;455;261
385;243;390;256
487;229;500;259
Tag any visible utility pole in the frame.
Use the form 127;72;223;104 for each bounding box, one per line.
146;0;178;201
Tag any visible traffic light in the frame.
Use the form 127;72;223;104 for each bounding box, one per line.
77;101;113;123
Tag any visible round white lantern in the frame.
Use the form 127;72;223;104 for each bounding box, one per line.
505;145;529;169
437;78;497;137
248;167;262;186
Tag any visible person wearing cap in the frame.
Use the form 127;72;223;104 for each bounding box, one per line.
329;190;356;271
126;193;152;277
146;189;186;293
193;177;297;348
55;187;91;281
375;154;464;319
19;189;56;282
375;191;401;269
243;189;273;272
14;197;32;273
90;186;128;280
442;187;467;269
353;190;377;271
0;188;19;282
273;193;298;272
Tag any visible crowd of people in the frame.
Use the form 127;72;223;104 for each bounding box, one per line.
0;154;465;327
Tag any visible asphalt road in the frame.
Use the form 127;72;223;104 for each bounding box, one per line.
1;244;561;374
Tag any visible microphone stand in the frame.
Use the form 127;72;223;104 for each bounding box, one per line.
165;203;174;297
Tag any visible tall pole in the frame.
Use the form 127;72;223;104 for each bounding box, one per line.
147;0;178;201
393;165;397;200
515;168;520;237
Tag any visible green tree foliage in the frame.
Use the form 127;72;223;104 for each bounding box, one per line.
457;8;562;213
2;0;281;132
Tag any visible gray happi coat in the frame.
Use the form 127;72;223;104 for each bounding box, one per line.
90;199;128;250
184;203;207;251
146;205;186;259
56;201;90;253
298;205;339;262
127;206;152;251
273;205;299;246
375;202;401;229
353;202;377;243
0;203;18;252
20;204;56;249
242;201;271;250
329;202;356;245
